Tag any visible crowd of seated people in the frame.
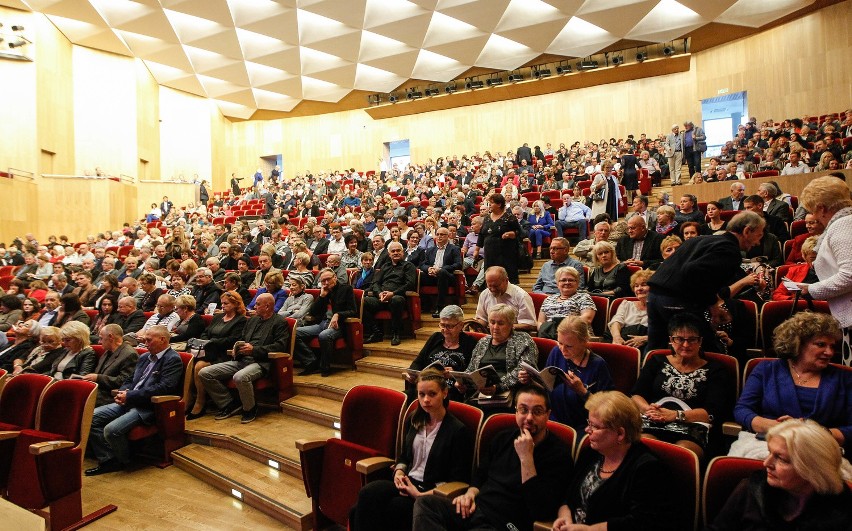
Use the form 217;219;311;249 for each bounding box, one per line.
0;112;849;525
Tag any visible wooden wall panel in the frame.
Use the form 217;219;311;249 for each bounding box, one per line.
672;169;852;206
159;87;212;181
137;59;160;181
137;182;197;219
35;12;74;176
0;9;37;178
72;47;137;177
0;179;37;245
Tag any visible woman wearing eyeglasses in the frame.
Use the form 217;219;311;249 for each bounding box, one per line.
552;391;678;530
403;305;476;404
631;313;734;460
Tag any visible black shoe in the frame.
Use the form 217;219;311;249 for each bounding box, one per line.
186;406;207;421
240;406;258;424
321;368;333;377
85;459;124;476
214;402;242;420
391;334;401;346
364;333;383;344
298;364;320;376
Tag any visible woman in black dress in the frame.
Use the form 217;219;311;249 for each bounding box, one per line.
620;148;640;201
476;193;522;283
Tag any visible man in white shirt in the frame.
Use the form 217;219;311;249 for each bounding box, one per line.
326;224;347;255
781;151;811;175
475;267;537;332
555;193;591;241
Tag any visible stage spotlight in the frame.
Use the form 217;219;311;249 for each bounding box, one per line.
406;89;423;100
576;60;599;71
508;73;524;82
11;25;24;32
556;64;572;74
612;55;624;66
663;45;675;56
445;83;457;94
388;94;398;103
8;39;26;49
486;76;502;87
424;87;440;96
465;79;484;89
636;52;647;62
533;67;551;79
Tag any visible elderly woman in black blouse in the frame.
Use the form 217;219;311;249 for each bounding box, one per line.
587;241;632;299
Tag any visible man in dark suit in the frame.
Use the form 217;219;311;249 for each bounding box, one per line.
718;182;747;211
419;227;463;318
85;325;183;475
160;196;173;218
516;143;533;166
616;216;664;269
743;195;790;243
242;234;259;257
363;242;418;346
82;324;138;406
758;182;793;224
113;296;146;336
371;235;390;270
199;293;291;423
307;225;329;255
294;268;358;377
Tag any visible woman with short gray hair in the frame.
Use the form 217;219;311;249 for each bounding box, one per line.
403;305;477;403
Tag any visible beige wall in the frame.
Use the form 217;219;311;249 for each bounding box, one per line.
222;1;851;181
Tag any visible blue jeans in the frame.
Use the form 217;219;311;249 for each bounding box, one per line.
88;403;147;464
294;320;342;369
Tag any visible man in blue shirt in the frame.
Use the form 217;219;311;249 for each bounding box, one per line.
532;237;585;294
554;193;591;242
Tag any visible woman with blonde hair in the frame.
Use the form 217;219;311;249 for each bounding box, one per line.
50;321;96;379
587;241;632;299
709;419;852;530
608;269;651;348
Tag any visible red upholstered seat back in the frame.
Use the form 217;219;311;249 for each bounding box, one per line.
317;438;382;525
642;437;700;531
339;385;405;457
35;379;97;445
702;456;763;525
0;373;53;429
7;429;69;509
588;342;641;395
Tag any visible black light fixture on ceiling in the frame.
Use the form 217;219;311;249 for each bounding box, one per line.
11;25;24;31
663;44;675;56
507;71;524;82
8;39;26;49
533;65;551;78
406;88;423;100
366;94;381;105
424;85;440;96
636;51;647;62
486;74;502;87
576;58;599;71
388;93;399;103
556;61;571;74
444;82;457;93
611;54;624;66
465;78;484;89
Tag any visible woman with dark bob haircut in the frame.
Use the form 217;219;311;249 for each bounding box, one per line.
733;311;852;457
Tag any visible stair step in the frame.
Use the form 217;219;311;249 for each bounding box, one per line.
356;355;410;378
173;444;312;531
281;394;342;428
294;369;402;402
186;411;336;473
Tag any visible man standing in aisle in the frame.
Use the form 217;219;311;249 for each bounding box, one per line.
665;124;685;185
683;121;706;178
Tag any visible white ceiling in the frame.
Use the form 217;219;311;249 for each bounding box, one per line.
2;0;815;118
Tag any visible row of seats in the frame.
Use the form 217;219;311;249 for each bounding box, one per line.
294;383;769;531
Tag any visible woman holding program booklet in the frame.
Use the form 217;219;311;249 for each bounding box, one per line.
519;316;614;432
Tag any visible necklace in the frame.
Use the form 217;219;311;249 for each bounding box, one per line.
789;361;814;385
600;459;621;474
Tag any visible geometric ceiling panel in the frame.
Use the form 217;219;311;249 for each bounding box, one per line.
9;0;817;117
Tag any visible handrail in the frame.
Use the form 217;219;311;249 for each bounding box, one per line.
139;179;197;185
119;173;135;183
4;168;35;180
41;173;127;181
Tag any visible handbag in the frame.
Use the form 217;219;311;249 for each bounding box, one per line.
538;317;564;340
186;337;210;359
591;186;605;202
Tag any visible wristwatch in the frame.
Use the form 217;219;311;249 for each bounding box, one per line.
676;410;686;422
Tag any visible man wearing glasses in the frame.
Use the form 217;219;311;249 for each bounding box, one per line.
532;237;585;294
413;385;572;530
293;267;357;377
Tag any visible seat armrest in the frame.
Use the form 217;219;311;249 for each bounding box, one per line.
746;348;763;358
29;440;74;455
722;421;743;437
0;430;20;440
356;456;394;475
151;395;180;403
296;438;327;452
534;522;554;531
343;317;362;324
405;291;420;298
433;481;469;499
268;351;291;359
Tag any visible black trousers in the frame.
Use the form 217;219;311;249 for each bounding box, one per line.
420;269;454;307
412;494;498;531
362;294;406;334
350;479;417;531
